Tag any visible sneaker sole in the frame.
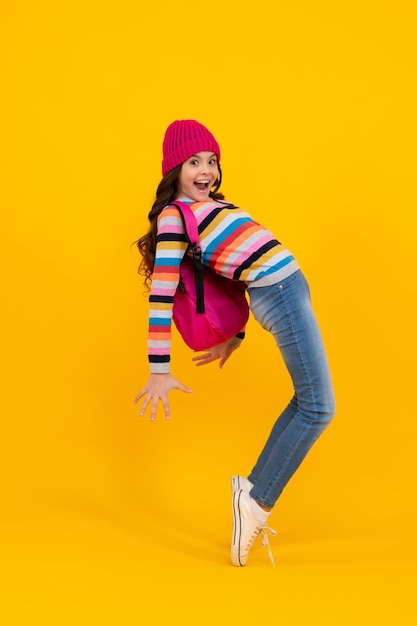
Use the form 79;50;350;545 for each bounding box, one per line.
231;475;252;493
231;475;242;492
231;488;244;567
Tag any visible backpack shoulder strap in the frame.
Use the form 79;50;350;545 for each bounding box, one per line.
169;201;205;314
169;201;200;245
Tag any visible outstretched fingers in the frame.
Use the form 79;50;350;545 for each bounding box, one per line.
192;350;216;366
134;374;191;421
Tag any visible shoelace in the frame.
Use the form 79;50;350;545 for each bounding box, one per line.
245;523;277;567
260;525;277;567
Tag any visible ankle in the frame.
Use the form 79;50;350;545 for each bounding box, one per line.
250;497;271;523
258;502;272;513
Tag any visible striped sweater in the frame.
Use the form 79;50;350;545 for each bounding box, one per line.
148;198;299;373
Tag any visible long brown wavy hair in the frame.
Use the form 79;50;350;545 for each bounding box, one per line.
136;164;224;289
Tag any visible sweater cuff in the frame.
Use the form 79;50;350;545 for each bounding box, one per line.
227;331;245;349
150;362;170;374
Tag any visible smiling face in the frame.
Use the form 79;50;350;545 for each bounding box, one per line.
176;151;219;201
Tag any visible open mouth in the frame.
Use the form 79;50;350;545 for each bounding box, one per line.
194;179;211;192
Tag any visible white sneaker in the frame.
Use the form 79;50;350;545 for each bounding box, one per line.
231;475;253;493
231;488;276;567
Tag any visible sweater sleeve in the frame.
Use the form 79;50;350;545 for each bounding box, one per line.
148;206;188;373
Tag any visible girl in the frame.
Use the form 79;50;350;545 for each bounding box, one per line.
134;120;335;567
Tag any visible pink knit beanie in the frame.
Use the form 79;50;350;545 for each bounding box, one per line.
162;120;221;176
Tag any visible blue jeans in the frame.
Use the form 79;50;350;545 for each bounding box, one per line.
246;270;335;509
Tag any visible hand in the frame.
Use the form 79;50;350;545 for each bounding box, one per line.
134;373;192;421
191;341;238;368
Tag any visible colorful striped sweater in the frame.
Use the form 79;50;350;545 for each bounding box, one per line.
148;198;299;373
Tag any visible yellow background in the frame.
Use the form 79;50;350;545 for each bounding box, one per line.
1;1;416;624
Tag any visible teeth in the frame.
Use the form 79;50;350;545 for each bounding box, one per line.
196;180;209;184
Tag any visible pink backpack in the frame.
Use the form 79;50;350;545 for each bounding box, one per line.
171;201;249;351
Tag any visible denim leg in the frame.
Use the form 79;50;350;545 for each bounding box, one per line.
247;271;335;509
247;395;298;485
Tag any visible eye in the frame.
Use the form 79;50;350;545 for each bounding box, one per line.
209;158;217;165
189;158;198;166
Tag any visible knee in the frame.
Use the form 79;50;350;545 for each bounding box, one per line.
319;394;336;426
324;402;336;426
301;393;335;428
